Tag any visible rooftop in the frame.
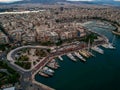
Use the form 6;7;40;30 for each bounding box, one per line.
3;87;15;90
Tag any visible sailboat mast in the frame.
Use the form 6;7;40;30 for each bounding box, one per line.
87;39;90;52
111;35;115;45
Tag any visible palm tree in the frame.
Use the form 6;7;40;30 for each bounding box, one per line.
85;33;97;44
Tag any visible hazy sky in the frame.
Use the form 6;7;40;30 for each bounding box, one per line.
0;0;119;3
67;0;118;1
68;0;94;1
0;0;23;3
67;0;94;1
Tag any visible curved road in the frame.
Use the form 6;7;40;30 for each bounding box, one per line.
7;45;53;90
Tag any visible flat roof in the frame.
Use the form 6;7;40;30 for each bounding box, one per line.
3;87;15;90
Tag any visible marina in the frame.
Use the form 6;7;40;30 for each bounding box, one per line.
35;20;120;90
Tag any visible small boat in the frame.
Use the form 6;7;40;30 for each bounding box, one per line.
47;59;60;69
47;63;55;69
87;50;95;57
108;43;115;49
67;53;77;62
102;35;116;49
39;71;49;77
74;52;86;62
58;56;63;61
42;70;53;76
82;50;92;57
102;44;115;49
112;30;120;36
91;46;104;54
43;67;54;73
41;67;54;76
79;50;89;58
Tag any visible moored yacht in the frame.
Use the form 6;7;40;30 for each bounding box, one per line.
41;67;54;76
91;46;104;54
67;53;77;62
74;52;86;62
43;67;55;73
39;71;49;77
79;50;89;58
58;56;63;61
102;43;115;49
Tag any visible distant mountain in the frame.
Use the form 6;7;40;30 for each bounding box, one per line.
0;0;66;5
0;0;120;6
83;1;120;6
9;0;66;4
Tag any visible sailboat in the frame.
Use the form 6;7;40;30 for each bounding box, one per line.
87;39;94;57
102;35;116;49
109;35;116;49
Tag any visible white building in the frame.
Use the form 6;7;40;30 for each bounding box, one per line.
3;87;15;90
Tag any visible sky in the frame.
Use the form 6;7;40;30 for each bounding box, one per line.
68;0;94;1
67;0;120;1
0;0;120;3
0;0;23;3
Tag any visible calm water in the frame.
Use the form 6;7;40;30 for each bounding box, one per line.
35;21;120;90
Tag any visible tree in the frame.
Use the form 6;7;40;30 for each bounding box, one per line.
85;33;97;44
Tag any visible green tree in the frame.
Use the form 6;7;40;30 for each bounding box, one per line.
85;33;97;44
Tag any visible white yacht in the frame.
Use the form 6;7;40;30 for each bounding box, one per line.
102;43;115;49
91;46;104;54
58;56;63;61
43;67;55;73
74;52;86;62
67;53;77;62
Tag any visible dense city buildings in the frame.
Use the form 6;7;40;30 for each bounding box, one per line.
0;3;120;90
0;5;120;44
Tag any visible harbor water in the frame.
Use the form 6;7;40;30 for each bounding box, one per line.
35;20;120;90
